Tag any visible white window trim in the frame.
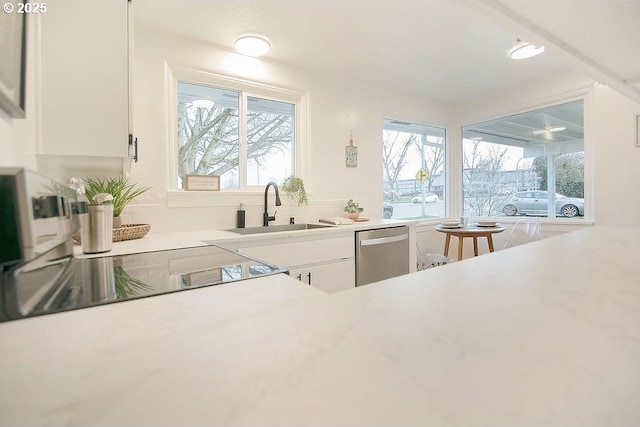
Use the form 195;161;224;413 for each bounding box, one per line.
455;86;594;224
382;118;449;220
165;63;309;192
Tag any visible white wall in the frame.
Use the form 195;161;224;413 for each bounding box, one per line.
127;26;454;232
591;84;640;226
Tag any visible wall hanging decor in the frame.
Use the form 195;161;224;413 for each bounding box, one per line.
345;130;358;167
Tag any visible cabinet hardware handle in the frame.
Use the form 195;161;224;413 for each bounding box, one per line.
307;272;311;285
133;137;139;163
297;273;302;281
129;134;139;163
360;234;408;246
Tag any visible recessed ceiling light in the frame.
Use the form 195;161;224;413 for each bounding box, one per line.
509;41;545;60
234;35;271;57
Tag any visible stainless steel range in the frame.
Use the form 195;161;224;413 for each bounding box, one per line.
0;168;287;322
0;167;80;269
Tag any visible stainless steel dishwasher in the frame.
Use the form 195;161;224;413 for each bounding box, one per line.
355;226;410;286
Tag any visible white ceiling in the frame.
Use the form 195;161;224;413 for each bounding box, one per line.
135;0;640;105
135;0;640;145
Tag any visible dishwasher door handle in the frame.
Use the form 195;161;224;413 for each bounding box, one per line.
360;234;408;246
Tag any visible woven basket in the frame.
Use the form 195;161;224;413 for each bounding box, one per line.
74;224;151;244
112;224;151;242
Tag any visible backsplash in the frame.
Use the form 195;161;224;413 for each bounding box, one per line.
120;195;350;234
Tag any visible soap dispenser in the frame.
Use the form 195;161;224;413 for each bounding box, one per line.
237;203;246;228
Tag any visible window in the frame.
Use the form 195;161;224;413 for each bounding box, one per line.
462;99;584;219
176;79;299;190
382;119;446;220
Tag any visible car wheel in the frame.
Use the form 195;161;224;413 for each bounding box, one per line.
503;204;518;216
383;211;392;219
560;204;579;217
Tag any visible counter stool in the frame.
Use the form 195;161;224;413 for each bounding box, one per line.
417;253;452;270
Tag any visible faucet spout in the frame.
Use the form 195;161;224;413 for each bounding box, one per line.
263;182;282;226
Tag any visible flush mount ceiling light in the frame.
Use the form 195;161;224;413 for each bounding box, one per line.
532;126;566;135
234;34;271;57
508;41;545;60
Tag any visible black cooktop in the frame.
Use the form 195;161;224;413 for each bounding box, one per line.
1;245;286;322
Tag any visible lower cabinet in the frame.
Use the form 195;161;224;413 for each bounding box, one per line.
289;258;354;293
237;234;355;293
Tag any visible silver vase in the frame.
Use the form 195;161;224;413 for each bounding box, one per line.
80;204;114;254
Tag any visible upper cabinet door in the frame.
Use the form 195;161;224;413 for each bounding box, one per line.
39;0;129;157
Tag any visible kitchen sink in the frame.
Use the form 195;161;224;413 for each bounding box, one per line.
226;223;333;235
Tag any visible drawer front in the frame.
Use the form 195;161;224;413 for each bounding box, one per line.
241;236;353;267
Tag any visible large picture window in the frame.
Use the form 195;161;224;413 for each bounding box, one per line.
382;119;446;220
176;80;297;190
462;100;585;219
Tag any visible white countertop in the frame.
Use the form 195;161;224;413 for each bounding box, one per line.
2;226;639;426
73;218;412;257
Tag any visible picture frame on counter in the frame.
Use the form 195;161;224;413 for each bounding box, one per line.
184;174;220;191
0;4;27;118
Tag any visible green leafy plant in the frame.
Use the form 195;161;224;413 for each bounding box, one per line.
344;199;364;214
83;176;150;217
114;266;153;298
281;176;308;206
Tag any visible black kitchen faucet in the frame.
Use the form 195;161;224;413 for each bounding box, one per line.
263;182;282;226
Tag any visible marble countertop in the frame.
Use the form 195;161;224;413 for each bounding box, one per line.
2;226;639;426
73;218;412;258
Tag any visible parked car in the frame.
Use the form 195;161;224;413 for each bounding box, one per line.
383;202;393;219
412;193;439;203
500;191;584;217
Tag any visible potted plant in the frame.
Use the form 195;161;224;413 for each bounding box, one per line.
83;176;150;228
344;199;364;220
281;176;308;206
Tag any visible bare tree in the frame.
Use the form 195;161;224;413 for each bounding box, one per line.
177;103;293;186
463;141;509;216
382;131;415;200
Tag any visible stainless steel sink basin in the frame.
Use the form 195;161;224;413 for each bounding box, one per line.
226;223;333;235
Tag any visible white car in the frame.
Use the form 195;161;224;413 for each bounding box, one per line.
500;191;584;217
412;193;439;203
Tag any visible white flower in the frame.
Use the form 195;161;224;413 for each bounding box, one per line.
92;193;114;205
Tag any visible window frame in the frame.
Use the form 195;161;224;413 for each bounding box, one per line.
382;118;449;221
167;66;308;191
458;91;592;224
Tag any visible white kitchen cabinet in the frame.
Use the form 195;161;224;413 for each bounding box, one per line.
237;234;355;293
289;258;354;293
38;0;130;158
